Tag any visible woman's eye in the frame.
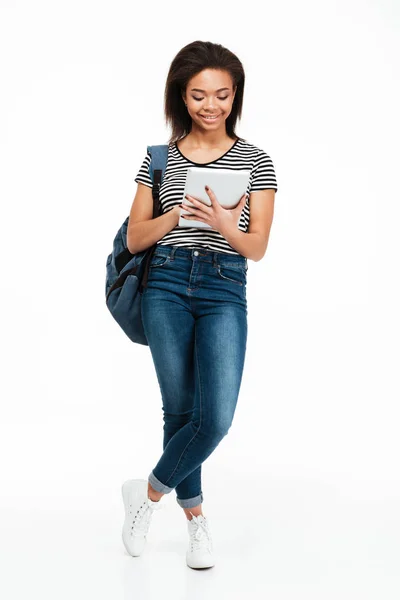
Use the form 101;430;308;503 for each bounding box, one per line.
192;96;229;102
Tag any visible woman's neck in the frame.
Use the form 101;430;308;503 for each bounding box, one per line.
182;128;235;150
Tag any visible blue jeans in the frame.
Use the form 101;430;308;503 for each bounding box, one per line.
140;244;248;509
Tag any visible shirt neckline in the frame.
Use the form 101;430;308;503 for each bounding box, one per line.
174;137;240;166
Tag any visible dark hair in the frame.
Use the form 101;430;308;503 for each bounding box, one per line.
164;41;246;145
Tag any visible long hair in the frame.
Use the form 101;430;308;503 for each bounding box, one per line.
164;41;245;145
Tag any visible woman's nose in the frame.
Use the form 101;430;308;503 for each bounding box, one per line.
204;98;216;109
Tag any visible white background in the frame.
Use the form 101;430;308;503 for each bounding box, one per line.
1;0;399;598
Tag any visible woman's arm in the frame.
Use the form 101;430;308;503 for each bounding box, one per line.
221;189;275;262
127;183;181;254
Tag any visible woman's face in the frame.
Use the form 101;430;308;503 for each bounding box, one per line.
182;69;236;134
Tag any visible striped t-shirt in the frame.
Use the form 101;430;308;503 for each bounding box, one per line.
134;137;278;256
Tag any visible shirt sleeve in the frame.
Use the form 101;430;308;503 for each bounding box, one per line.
249;149;278;193
134;150;153;188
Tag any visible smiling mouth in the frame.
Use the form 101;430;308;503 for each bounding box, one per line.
200;114;221;121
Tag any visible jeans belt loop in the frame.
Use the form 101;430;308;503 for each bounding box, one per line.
212;252;219;269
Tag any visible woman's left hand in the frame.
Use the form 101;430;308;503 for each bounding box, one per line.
181;186;248;236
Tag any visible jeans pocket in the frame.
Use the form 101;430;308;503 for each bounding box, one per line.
215;264;246;286
150;254;170;267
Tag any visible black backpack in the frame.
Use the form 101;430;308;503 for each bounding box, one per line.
105;145;169;345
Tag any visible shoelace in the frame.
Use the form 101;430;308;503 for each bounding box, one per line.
188;513;213;552
131;498;165;537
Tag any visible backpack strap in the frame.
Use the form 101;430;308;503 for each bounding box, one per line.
148;144;169;181
139;144;169;290
147;144;169;218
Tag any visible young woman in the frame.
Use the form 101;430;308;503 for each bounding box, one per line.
121;40;278;569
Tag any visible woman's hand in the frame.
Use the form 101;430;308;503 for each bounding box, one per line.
181;186;248;236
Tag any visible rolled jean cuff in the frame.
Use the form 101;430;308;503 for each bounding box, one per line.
148;471;174;494
176;492;204;509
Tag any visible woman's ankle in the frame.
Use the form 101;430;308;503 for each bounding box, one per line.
183;506;203;520
147;481;164;502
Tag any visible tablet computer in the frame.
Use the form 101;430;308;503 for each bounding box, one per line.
179;166;251;229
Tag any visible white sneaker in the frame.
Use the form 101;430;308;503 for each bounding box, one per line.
186;512;215;569
121;479;165;557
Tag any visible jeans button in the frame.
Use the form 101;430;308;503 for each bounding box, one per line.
194;250;199;256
